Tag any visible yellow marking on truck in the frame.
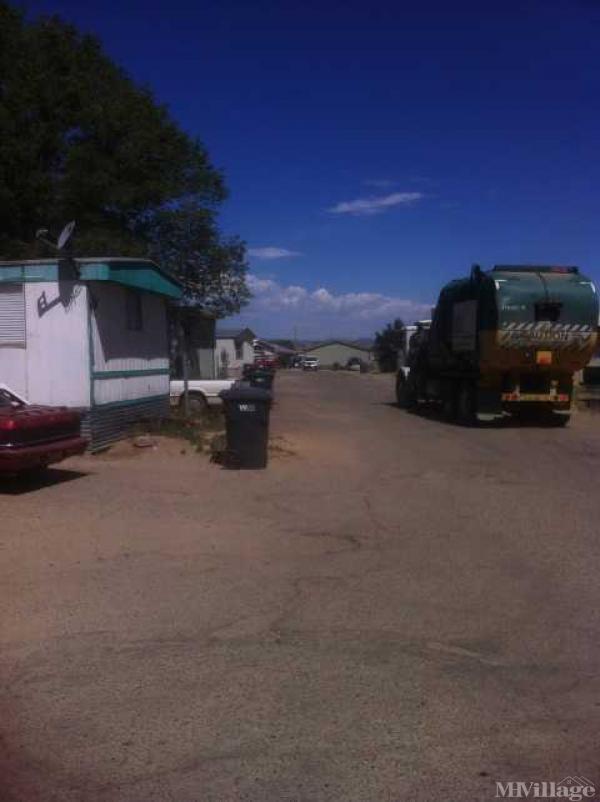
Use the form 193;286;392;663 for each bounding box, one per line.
536;350;552;365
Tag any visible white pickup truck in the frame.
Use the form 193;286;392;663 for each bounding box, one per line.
170;379;235;413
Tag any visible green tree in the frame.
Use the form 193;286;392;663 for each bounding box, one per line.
0;4;224;254
0;2;249;316
144;206;250;316
374;319;406;372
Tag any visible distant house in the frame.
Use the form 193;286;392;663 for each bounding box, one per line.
304;340;375;368
0;257;181;450
215;327;256;377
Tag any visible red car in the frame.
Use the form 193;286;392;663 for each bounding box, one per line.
0;385;87;474
254;355;279;370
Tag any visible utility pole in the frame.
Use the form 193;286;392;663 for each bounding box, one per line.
178;308;190;417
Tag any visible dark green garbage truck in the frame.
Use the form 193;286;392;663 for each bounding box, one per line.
396;265;599;426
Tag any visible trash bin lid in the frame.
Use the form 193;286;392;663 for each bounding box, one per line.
220;385;272;402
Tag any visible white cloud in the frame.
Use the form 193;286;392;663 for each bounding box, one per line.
240;274;431;337
327;191;424;216
248;247;301;260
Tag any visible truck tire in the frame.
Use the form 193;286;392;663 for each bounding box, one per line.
442;383;458;421
457;382;476;426
180;392;208;415
396;374;416;409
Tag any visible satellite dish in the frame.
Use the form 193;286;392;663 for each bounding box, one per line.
57;221;76;251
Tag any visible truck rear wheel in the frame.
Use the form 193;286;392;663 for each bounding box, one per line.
396;374;416;409
442;383;458;420
180;392;208;415
457;382;476;426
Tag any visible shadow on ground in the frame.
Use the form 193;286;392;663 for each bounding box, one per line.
0;468;88;495
378;401;570;429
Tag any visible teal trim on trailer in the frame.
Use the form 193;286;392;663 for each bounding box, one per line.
0;258;182;299
80;260;181;298
0;263;55;282
0;264;30;281
92;368;170;380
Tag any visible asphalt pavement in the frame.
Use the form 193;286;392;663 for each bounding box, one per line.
2;370;600;801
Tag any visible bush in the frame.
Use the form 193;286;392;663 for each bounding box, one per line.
374;319;406;372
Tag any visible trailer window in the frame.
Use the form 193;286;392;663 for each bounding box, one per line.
0;284;26;346
535;302;561;322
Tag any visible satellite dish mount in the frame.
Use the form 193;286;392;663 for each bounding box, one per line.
35;221;79;279
35;221;76;253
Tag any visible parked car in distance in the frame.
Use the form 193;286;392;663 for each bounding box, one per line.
0;384;87;475
170;379;235;414
302;356;320;371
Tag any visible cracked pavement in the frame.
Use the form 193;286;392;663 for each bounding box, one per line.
2;370;600;801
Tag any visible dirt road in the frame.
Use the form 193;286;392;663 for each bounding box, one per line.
3;370;600;801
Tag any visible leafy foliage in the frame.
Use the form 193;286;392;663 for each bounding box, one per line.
374;319;406;372
0;2;249;316
144;206;250;317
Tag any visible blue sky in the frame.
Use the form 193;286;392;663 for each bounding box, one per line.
27;0;600;338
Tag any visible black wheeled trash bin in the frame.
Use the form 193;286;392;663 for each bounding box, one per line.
219;386;272;469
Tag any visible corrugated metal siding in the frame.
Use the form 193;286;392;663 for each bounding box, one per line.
0;284;26;346
92;373;169;405
81;396;170;452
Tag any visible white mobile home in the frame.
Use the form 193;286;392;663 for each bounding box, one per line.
215;327;256;377
0;257;181;449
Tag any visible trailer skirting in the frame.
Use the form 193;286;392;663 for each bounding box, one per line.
81;395;170;451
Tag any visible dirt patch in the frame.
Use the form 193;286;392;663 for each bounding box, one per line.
91;435;203;461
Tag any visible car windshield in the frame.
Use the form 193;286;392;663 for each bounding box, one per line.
0;388;22;408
